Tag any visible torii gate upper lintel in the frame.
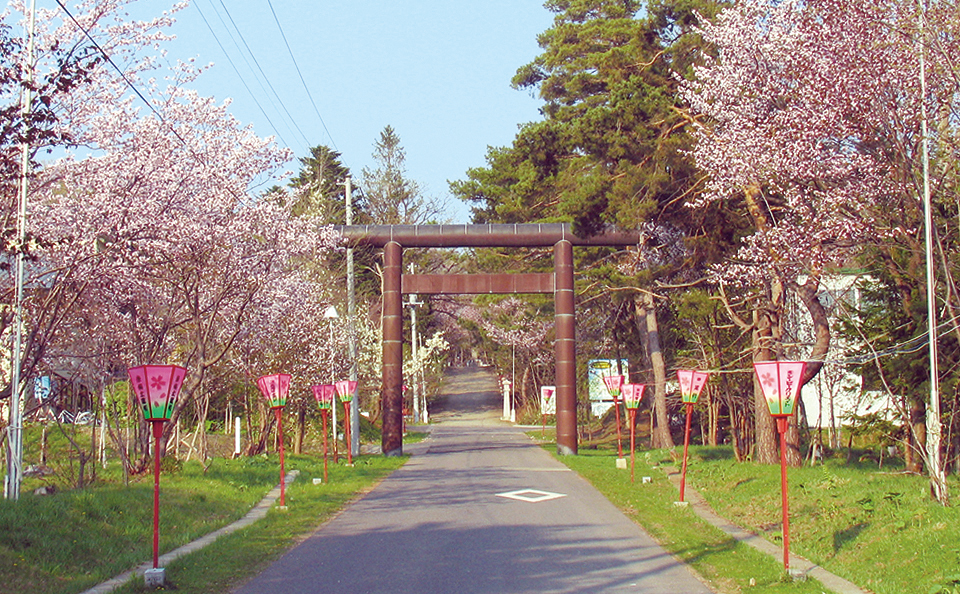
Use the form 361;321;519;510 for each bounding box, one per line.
336;224;639;457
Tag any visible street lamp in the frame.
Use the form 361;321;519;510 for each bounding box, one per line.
622;383;645;483
127;364;186;587
676;369;710;503
256;373;291;508
602;373;626;459
753;360;807;572
311;384;336;483
334;379;357;465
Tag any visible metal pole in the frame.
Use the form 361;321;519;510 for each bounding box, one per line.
613;390;623;458
680;403;693;502
409;295;420;424
6;0;37;502
345;177;360;458
917;1;947;503
321;410;328;483
151;421;163;568
343;401;352;465
276;408;286;507
330;321;337;463
629;409;637;483
777;416;790;571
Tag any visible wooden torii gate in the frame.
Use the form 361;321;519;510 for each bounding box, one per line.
338;224;639;457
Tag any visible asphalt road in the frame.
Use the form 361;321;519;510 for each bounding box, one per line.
232;367;713;594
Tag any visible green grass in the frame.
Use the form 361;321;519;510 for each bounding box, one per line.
549;447;831;593
685;447;960;594
0;453;404;594
541;438;960;594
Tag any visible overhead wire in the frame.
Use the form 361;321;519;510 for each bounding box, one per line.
192;0;294;150
52;0;257;206
265;0;338;152
210;0;312;151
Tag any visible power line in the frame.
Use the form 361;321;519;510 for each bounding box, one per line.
192;0;294;150
53;0;258;206
211;0;312;150
265;0;338;152
53;0;191;148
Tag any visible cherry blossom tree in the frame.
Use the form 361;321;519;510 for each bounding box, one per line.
2;1;340;471
683;0;959;496
462;298;554;413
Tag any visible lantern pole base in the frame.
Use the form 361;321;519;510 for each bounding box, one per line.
144;567;165;588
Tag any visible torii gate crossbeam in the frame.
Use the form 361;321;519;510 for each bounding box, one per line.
337;224;639;457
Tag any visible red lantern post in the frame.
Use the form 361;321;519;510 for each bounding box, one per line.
622;383;645;482
754;360;807;572
257;373;291;507
334;379;358;465
602;374;626;459
127;364;186;579
312;384;336;483
676;369;710;502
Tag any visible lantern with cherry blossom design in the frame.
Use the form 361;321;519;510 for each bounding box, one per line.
334;380;358;465
257;373;291;507
312;384;336;483
753;360;807;572
676;369;710;503
622;383;645;482
127;364;187;574
602;374;626;459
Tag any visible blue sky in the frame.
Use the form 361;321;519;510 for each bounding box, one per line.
134;1;555;222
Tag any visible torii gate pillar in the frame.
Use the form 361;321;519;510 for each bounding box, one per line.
554;239;577;455
338;224;639;457
382;241;404;456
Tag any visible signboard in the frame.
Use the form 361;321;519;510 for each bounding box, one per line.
588;359;628;417
34;376;51;402
540;385;556;415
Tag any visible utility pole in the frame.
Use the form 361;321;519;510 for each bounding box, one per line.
917;1;947;504
6;0;37;501
405;275;423;424
345;177;360;457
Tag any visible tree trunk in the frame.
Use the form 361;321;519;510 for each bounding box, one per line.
753;304;779;464
293;399;306;455
637;292;673;448
905;399;926;473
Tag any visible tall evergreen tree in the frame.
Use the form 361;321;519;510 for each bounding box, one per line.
362;126;445;225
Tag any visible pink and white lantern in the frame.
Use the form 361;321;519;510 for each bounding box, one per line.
128;364;186;421
753;360;808;572
257;373;292;507
127;364;187;573
334;380;358;465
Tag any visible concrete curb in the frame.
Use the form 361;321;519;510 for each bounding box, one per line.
78;470;300;594
664;467;870;594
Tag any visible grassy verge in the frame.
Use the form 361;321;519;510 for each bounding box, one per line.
0;453;405;594
537;434;960;594
548;446;830;593
685;447;960;594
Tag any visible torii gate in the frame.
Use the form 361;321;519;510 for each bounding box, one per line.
338;224;639;457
